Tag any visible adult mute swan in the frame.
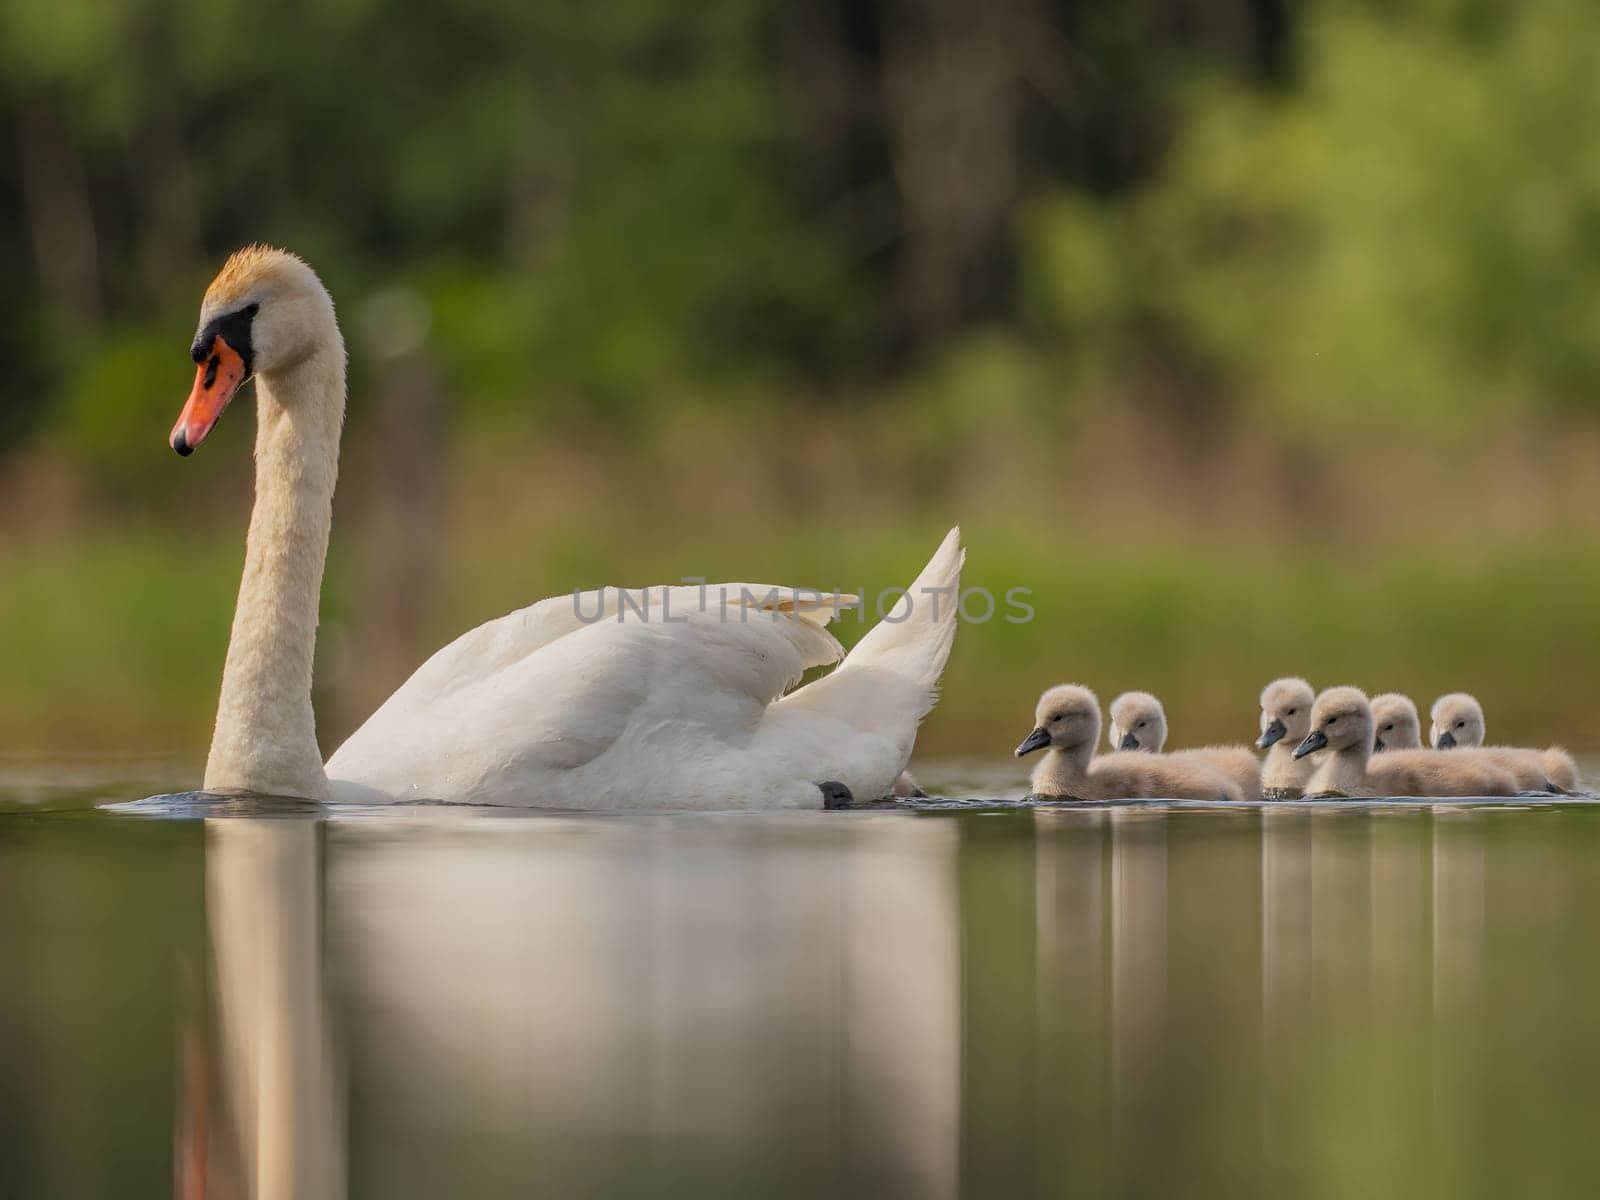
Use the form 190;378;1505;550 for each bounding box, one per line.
170;246;964;809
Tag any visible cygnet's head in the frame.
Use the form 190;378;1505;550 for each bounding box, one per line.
1294;686;1373;759
1258;677;1315;750
1370;693;1422;752
171;245;340;455
1108;691;1167;752
1016;684;1102;757
1430;692;1486;749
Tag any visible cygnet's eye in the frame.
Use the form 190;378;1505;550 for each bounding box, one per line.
1326;716;1337;726
1137;720;1146;728
1456;720;1466;728
1287;708;1297;716
1383;723;1394;732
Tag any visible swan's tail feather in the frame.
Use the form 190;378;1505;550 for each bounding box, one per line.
775;526;964;732
837;525;963;703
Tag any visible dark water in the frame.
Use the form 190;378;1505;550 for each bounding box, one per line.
6;759;1600;1198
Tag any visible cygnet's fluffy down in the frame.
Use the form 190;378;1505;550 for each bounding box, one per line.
1370;693;1423;752
1256;677;1317;796
1108;690;1262;802
1018;685;1242;802
1297;687;1518;798
1430;692;1578;793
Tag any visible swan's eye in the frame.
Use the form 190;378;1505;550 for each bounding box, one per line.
1383;723;1393;732
1326;716;1336;725
1456;720;1465;728
1137;720;1146;728
1287;708;1296;716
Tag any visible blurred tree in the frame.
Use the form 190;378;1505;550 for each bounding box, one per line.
1;0;1596;470
1024;0;1600;428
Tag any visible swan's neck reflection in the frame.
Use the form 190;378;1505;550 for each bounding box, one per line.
205;818;343;1199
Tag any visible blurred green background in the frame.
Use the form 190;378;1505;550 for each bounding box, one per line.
2;0;1598;761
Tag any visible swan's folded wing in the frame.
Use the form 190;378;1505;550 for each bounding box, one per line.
365;584;856;718
326;583;856;800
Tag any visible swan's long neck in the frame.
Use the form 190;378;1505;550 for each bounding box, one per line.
204;344;345;799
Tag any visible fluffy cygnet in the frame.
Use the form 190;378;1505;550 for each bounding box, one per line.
1430;692;1578;793
1017;685;1243;802
1107;690;1163;752
1369;693;1423;752
1256;677;1317;796
1108;690;1263;802
1296;687;1518;798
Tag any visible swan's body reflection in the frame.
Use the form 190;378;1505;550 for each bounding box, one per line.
201;814;960;1199
190;799;1600;1198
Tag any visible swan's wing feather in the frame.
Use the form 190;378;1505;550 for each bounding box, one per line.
471;608;845;774
367;584;856;718
716;584;861;629
326;583;853;802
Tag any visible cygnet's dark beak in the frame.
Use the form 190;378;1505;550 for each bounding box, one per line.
1256;718;1286;749
1015;727;1051;757
1436;730;1457;749
1293;729;1329;760
1373;737;1387;753
1119;731;1139;750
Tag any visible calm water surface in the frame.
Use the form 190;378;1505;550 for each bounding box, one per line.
5;757;1600;1198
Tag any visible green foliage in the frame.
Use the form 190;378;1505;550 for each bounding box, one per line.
6;0;1600;455
1023;0;1600;429
0;0;857;451
47;329;189;489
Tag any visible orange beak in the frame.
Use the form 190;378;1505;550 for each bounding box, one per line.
171;336;248;456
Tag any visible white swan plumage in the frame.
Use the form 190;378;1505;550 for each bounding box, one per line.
171;245;963;809
326;536;965;808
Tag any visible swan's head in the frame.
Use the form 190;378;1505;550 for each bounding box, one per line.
1108;690;1166;752
1370;693;1421;752
1295;686;1372;759
1257;676;1314;749
171;245;338;455
1429;692;1485;749
1016;684;1100;757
